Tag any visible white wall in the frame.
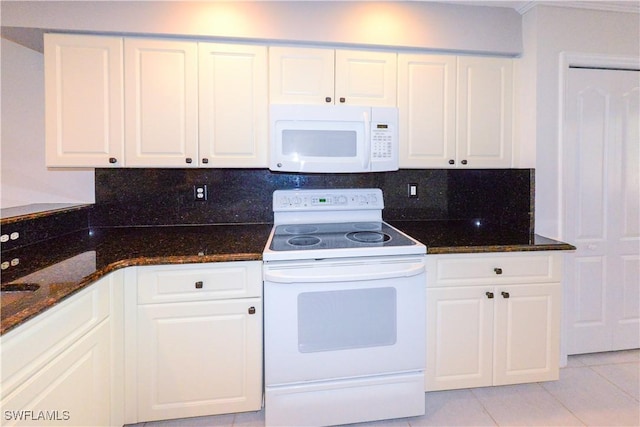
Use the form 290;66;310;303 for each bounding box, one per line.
1;1;521;55
523;5;640;240
1;38;95;208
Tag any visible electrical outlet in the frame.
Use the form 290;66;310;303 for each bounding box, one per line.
193;184;208;202
408;183;418;198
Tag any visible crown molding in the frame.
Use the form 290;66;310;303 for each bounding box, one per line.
518;1;640;14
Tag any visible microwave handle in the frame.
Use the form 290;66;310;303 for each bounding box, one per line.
363;111;371;170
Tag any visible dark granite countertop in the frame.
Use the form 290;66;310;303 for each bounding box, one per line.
1;224;273;335
1;219;574;335
1;203;92;225
388;220;576;254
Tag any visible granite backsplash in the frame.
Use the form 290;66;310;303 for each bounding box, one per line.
91;168;534;232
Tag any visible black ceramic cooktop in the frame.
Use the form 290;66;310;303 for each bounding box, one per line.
269;222;417;252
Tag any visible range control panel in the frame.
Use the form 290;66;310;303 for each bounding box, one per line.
273;189;384;211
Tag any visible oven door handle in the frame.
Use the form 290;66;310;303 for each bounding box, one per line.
264;263;425;284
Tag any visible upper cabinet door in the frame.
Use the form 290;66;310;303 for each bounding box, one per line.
199;43;268;168
269;46;335;105
398;54;456;168
456;57;513;168
45;34;124;167
124;39;198;167
335;50;397;107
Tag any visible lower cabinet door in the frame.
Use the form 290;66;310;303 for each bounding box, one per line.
1;320;111;427
136;298;262;422
493;283;561;385
425;286;493;391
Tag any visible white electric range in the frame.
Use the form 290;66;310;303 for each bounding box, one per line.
263;189;427;427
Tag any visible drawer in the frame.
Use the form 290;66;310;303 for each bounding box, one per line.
137;261;262;304
0;277;110;397
427;252;562;287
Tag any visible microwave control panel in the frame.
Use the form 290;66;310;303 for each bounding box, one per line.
371;123;393;159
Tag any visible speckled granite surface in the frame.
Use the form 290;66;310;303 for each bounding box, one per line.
1;224;272;335
389;220;575;254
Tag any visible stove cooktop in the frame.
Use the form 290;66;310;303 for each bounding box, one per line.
264;189;426;261
264;221;426;261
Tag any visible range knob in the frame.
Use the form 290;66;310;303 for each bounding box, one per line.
336;195;348;205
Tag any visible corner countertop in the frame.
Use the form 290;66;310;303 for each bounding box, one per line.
1;220;574;335
1;224;273;335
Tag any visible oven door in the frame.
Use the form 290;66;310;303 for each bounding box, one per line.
263;255;426;386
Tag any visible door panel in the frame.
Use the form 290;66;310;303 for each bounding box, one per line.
493;284;560;385
564;67;640;354
425;287;493;391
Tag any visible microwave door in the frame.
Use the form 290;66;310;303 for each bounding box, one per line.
274;120;366;173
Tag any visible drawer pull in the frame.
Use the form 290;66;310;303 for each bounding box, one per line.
486;292;494;299
501;291;510;299
195;281;203;289
494;268;503;275
248;306;256;315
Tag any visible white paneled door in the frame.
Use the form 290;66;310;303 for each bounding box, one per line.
564;67;640;354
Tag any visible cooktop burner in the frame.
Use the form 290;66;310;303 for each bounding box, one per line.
346;231;391;243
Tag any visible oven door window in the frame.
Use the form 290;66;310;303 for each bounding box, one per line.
297;287;397;353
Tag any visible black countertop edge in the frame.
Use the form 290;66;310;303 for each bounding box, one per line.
425;236;576;255
0;203;93;225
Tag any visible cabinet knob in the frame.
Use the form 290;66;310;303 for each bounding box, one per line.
486;291;494;299
448;159;455;165
325;97;332;103
248;306;256;315
195;281;203;289
501;291;510;299
339;97;346;103
185;158;193;164
202;158;209;164
109;157;117;164
461;159;468;165
494;268;503;275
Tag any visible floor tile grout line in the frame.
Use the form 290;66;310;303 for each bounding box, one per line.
539;376;590;427
469;387;501;427
586;363;640;403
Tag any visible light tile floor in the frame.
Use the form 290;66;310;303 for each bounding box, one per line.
138;349;639;427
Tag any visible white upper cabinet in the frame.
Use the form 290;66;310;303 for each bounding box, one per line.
398;54;457;168
398;55;514;168
198;43;268;167
269;47;334;105
334;50;397;106
457;56;513;168
269;46;397;106
124;38;199;167
45;34;124;167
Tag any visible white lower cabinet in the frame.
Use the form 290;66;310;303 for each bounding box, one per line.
126;261;263;423
0;272;124;427
425;252;562;391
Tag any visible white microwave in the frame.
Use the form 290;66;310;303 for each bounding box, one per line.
269;105;399;173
